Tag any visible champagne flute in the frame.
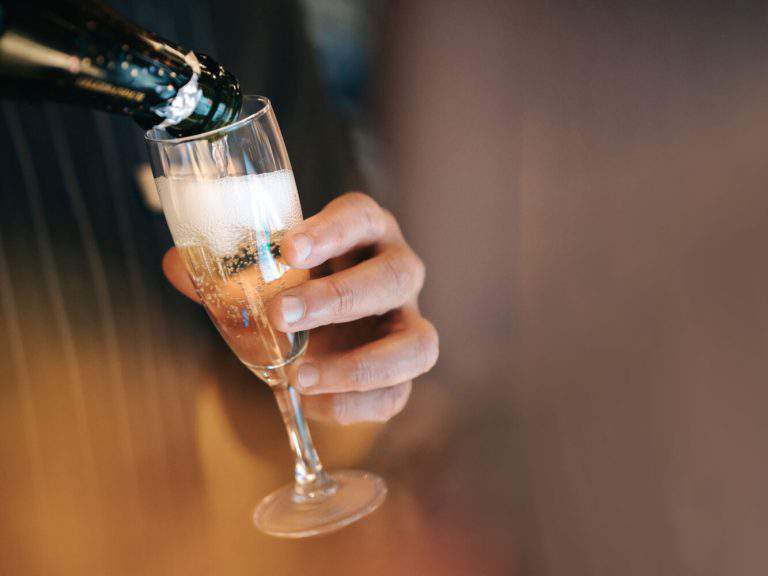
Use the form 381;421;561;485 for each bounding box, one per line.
145;96;386;538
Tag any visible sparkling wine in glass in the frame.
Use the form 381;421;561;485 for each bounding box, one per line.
145;96;386;538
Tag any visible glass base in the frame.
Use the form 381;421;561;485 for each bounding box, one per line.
253;470;387;538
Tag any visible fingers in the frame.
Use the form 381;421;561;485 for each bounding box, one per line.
296;314;439;395
267;246;425;331
162;248;201;303
301;382;413;425
281;192;401;269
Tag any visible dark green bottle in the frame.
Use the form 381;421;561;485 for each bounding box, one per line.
0;0;241;136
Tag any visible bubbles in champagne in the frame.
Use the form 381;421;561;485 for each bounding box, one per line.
155;169;303;258
156;170;307;383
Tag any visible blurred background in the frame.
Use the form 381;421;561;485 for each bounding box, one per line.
3;0;768;574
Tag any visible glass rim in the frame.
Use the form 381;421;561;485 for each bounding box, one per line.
144;94;271;145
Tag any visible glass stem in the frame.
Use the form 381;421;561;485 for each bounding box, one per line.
273;383;337;501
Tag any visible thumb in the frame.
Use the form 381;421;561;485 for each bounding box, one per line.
162;247;202;304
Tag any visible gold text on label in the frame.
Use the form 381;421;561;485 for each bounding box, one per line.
75;77;145;102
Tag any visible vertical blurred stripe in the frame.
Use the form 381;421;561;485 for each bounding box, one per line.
1;102;99;491
94;113;174;490
45;105;141;498
0;226;45;507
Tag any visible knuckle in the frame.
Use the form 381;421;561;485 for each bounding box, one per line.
340;192;385;238
375;383;412;422
326;275;356;316
347;353;378;390
412;254;426;292
381;250;421;303
379;208;401;237
331;395;356;426
332;383;412;425
340;191;378;211
324;217;349;251
414;321;440;373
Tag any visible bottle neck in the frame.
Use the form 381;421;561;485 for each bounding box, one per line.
0;0;241;136
161;53;242;137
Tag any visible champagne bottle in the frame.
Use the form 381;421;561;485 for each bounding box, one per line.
0;0;241;137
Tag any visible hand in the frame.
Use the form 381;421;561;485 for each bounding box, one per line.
163;192;438;425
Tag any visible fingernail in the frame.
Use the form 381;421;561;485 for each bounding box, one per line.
291;233;312;263
298;363;319;390
280;296;305;324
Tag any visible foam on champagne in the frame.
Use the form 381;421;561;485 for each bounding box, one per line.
155;169;307;383
155;169;303;258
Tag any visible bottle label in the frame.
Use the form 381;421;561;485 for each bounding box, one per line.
74;77;146;103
